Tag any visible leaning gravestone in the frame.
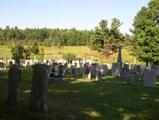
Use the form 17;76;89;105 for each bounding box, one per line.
7;64;21;106
144;69;156;87
29;64;48;113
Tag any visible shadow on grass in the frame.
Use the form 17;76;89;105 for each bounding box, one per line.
0;68;159;120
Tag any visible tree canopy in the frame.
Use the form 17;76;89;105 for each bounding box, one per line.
132;0;159;64
0;27;91;46
90;18;126;56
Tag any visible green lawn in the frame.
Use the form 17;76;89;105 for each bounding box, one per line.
0;68;159;120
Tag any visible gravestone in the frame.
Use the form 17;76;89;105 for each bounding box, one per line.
151;63;159;76
59;63;64;79
49;63;64;80
121;64;129;78
7;64;21;106
95;69;102;81
126;74;133;85
112;63;121;77
140;65;146;75
144;69;156;87
79;62;83;74
91;63;99;79
30;64;48;113
130;64;137;73
100;64;108;76
83;63;91;80
71;65;77;79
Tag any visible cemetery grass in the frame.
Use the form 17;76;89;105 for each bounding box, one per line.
0;69;159;120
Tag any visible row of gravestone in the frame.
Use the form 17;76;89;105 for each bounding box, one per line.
47;62;109;81
112;63;158;87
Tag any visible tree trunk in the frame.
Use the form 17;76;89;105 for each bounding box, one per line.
29;64;48;113
7;64;21;106
117;47;122;64
146;61;149;67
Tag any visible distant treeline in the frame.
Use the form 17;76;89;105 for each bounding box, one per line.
0;26;91;46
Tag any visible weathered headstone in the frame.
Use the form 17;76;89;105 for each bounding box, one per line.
71;65;77;79
151;63;159;76
49;63;64;80
58;64;64;79
144;69;156;87
91;63;99;79
95;69;102;81
112;63;121;77
7;64;21;106
130;64;137;73
29;64;48;113
79;62;83;74
140;64;146;75
126;74;133;85
121;64;129;78
100;64;108;76
83;63;91;80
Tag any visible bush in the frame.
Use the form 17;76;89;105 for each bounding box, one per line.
63;53;77;63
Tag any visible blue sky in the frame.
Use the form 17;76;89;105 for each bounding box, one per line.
0;0;149;34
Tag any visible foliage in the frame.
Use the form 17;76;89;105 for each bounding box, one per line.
31;42;39;54
90;18;126;56
132;0;159;64
11;43;25;64
39;48;44;61
0;27;91;46
63;52;77;63
24;46;32;59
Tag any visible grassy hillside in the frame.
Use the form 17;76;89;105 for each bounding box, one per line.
0;45;142;64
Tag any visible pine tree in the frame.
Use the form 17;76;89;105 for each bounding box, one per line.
132;0;159;66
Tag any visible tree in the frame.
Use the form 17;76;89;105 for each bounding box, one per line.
31;42;39;54
63;53;77;63
90;18;125;56
24;46;32;59
132;0;159;66
11;44;25;65
39;48;44;61
90;20;109;50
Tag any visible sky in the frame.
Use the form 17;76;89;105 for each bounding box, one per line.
0;0;150;34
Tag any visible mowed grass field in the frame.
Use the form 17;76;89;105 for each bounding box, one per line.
0;68;159;120
0;45;141;64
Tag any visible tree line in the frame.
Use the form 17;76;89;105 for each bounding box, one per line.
0;27;91;46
